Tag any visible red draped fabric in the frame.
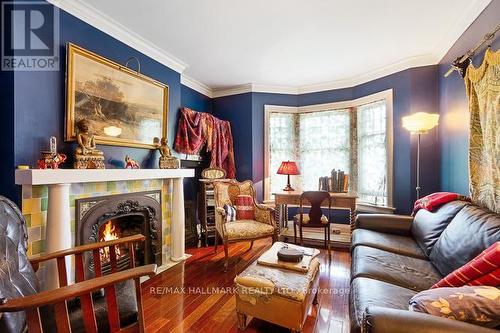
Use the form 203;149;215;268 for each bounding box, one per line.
174;107;236;178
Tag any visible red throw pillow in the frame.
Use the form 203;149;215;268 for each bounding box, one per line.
234;195;255;220
432;242;499;288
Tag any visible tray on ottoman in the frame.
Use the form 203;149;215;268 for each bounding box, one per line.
234;242;321;332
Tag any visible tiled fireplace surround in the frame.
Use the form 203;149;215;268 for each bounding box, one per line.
22;179;171;258
17;168;194;290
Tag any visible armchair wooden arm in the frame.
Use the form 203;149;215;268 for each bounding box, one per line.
6;234;153;333
0;264;157;312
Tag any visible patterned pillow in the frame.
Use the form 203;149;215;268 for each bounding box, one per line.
235;195;255;220
223;204;236;222
409;286;500;328
432;242;499;288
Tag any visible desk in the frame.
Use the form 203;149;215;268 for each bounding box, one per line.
273;191;358;232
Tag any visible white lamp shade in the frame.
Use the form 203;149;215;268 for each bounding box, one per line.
402;112;439;134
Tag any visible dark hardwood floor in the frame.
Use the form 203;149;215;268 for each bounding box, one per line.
142;239;351;332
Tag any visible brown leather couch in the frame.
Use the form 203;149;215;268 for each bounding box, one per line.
350;200;500;333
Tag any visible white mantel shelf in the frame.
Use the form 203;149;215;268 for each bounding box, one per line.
15;168;195;185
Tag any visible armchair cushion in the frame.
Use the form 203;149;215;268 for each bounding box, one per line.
235;195;255;220
225;220;275;241
223;204;236;222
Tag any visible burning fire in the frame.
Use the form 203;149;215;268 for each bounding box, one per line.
99;220;122;262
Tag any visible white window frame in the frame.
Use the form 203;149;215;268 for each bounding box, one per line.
264;89;394;211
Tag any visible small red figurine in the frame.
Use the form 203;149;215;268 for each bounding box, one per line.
125;155;140;169
37;136;67;169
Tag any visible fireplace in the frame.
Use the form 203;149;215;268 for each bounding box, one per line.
76;191;162;276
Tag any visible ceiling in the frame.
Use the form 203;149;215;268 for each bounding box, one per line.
51;0;491;95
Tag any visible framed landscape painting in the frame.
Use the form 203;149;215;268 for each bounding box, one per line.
65;43;169;148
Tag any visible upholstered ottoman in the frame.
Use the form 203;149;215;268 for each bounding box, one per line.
234;243;320;332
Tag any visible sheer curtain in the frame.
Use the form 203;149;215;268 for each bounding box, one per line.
357;100;387;206
269;112;298;195
299;110;351;191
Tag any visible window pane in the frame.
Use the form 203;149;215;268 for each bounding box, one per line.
269;112;297;195
357;100;387;206
299;110;350;191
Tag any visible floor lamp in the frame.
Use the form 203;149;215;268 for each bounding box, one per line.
402;112;439;199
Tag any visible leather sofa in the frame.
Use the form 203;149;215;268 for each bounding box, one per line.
350;200;500;333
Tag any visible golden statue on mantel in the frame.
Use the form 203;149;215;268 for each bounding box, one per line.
153;137;179;169
74;119;105;169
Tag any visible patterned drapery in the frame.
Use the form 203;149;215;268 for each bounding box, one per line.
464;48;499;213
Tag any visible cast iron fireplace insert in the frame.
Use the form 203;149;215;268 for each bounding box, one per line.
75;190;162;277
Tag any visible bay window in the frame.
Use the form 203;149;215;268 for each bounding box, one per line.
264;90;393;210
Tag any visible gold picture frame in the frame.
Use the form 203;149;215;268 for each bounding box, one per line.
65;43;169;149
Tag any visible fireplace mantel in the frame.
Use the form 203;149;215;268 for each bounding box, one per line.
16;168;195;290
15;168;194;185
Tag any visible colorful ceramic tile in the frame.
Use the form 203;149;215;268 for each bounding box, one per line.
41;197;48;211
28;226;41;241
30;212;43;227
32;186;48;198
22;186;33;199
31;240;45;256
24;214;31;227
22;198;41;214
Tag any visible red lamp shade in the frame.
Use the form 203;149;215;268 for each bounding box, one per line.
277;161;299;191
277;161;300;175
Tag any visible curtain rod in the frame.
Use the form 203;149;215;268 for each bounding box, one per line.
444;23;500;77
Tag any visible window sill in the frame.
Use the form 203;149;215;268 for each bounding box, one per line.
356;203;396;214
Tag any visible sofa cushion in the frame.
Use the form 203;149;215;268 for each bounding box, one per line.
411;201;468;256
351;229;426;259
409;285;500;328
352;246;442;291
429;205;500;276
350;277;417;332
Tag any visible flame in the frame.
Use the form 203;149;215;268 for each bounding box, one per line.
99;220;122;262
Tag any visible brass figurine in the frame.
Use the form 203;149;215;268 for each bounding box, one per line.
74;119;105;169
153;137;179;169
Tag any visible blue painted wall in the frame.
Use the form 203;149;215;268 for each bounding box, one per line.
13;2;181;171
438;1;500;195
233;66;440;213
212;93;253;181
181;85;213;114
0;1;212;201
0;1;15;201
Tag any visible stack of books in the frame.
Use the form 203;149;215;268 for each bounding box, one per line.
318;169;349;192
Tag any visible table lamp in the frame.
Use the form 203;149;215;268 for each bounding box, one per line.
277;161;300;191
402;112;439;199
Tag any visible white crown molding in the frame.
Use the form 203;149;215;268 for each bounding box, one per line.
47;0;188;73
431;0;492;62
212;84;253;98
180;75;213;98
298;54;438;94
48;0;490;98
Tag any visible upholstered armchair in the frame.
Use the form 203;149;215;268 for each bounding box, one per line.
213;180;277;271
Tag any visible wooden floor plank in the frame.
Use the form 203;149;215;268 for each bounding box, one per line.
142;239;351;333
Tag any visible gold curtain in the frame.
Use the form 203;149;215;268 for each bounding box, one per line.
464;48;500;213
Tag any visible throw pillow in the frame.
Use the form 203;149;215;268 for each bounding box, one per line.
409;285;500;328
432;241;499;288
223;204;236;222
235;195;255;220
